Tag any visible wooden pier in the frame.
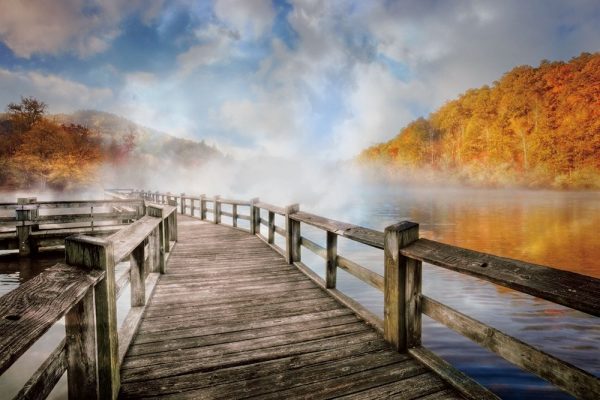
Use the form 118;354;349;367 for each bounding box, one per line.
0;189;599;399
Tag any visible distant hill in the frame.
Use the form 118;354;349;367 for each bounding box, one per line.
359;52;600;189
0;105;222;191
53;110;222;166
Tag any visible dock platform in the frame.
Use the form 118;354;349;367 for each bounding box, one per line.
120;216;462;399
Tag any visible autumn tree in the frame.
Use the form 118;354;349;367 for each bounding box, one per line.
6;96;47;133
359;52;600;189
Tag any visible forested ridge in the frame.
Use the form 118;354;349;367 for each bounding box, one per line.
0;98;221;190
359;52;600;189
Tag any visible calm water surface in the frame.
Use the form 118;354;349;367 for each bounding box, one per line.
1;186;599;399
298;186;599;399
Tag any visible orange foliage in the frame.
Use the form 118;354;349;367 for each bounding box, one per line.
359;52;600;188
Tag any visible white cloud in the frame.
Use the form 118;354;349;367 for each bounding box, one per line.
0;0;164;58
176;25;239;76
213;0;276;39
0;68;113;112
330;63;426;157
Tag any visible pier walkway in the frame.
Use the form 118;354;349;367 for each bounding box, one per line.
119;216;462;399
1;190;598;400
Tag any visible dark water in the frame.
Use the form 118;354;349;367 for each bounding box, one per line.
1;186;599;399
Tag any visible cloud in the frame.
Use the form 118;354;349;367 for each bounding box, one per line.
0;68;113;112
213;0;276;39
330;63;427;157
0;0;164;58
1;0;598;162
176;25;239;76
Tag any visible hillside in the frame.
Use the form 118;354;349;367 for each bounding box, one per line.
0;104;222;190
53;110;221;165
359;52;600;189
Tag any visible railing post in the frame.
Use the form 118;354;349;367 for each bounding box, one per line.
191;197;196;217
326;232;337;288
180;193;186;214
285;204;300;264
147;206;167;274
268;211;275;244
16;197;37;256
65;235;119;400
171;209;178;242
250;198;259;234
130;242;146;306
214;196;221;224
200;194;206;220
383;221;421;352
232;204;237;227
65;288;98;399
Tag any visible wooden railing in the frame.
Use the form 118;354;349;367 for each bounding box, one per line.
131;188;600;400
0;203;177;400
0;197;145;256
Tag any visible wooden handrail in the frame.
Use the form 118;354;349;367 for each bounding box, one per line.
0;197;178;399
402;238;600;317
0;265;104;375
128;188;600;399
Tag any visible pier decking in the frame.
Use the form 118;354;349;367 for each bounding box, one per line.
1;190;598;400
119;216;462;399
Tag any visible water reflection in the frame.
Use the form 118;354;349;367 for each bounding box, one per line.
304;186;599;399
0;186;598;399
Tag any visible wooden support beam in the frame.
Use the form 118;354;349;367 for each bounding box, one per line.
285;203;300;264
326;231;337;289
180;193;186;214
170;210;178;242
16;197;37;256
285;204;300;264
232;204;238;227
147;206;166;274
65;289;98;399
200;194;206;220
130;242;145;307
214;196;221;224
65;235;119;400
384;221;421;352
250;198;259;234
268;211;275;244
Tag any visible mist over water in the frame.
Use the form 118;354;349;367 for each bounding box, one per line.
1;162;599;400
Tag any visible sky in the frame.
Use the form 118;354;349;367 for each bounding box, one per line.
0;0;599;160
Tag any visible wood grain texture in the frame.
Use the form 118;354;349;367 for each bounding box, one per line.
14;339;67;400
422;295;600;399
336;254;384;291
384;221;419;352
108;215;160;263
119;215;463;399
409;346;499;400
402;238;600;317
65;235;120;400
0;264;102;375
65;288;98;399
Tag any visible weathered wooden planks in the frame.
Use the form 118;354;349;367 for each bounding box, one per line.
108;215;161;263
0;264;103;375
119;216;464;399
422;295;600;399
402;238;600;317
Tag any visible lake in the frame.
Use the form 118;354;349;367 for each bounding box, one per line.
1;186;599;399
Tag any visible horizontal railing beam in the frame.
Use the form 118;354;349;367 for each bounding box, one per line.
403;238;600;317
337;255;384;291
422;295;600;399
0;264;104;375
